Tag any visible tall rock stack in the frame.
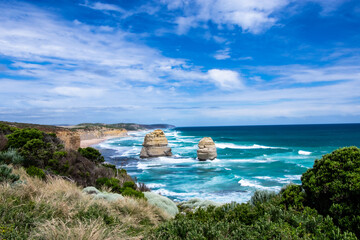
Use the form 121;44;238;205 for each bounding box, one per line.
140;129;172;158
197;137;217;160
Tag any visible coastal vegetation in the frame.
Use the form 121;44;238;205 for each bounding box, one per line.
0;122;359;239
75;123;175;131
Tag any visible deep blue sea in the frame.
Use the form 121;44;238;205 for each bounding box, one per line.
96;124;360;203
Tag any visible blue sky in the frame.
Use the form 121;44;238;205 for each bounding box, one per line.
0;0;360;126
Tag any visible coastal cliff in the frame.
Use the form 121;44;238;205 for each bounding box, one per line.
0;121;127;150
76;127;128;141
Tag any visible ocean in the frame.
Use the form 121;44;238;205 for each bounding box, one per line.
96;124;360;203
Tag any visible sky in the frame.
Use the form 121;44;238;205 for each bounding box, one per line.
0;0;360;126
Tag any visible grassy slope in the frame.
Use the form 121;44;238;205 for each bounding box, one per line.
0;167;170;240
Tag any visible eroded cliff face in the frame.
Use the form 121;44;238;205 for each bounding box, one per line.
55;130;81;150
77;128;128;141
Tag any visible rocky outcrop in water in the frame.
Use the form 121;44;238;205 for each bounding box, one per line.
140;129;172;158
197;137;217;160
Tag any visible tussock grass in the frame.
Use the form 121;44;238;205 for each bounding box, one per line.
0;167;170;239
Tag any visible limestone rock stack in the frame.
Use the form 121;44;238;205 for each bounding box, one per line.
197;137;217;160
140;129;172;158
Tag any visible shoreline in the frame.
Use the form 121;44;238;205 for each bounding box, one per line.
80;130;142;148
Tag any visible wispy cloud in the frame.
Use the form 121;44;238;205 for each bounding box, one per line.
80;1;125;13
214;48;231;60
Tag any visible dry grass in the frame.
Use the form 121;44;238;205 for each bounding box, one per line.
0;167;170;239
30;219;125;240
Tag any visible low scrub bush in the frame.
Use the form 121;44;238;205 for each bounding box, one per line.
0;165;19;183
147;199;356;240
6;128;44;149
250;190;277;206
122;187;145;199
96;177;122;193
0;134;7;151
0;148;24;165
78;147;104;163
123;181;136;190
0;123;17;135
96;177;144;199
102;163;116;170
280;184;306;210
26;166;45;179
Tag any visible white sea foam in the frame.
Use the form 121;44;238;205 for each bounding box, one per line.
216;143;285;150
225;168;232;171
284;174;302;180
254;176;273;180
147;183;166;188
154;188;197;197
254;175;302;184
228;159;276;163
137;157;196;170
238;179;281;191
298;150;312;155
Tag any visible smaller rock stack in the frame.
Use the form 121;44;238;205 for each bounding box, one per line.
197;137;217;160
140;129;172;158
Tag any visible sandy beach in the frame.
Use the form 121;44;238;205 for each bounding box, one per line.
80;135;123;148
80;130;141;148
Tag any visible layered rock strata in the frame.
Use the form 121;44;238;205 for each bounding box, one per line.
197;137;217;160
140;129;172;158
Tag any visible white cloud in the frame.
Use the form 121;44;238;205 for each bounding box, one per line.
208;69;245;90
80;1;125;13
51;87;105;98
159;0;349;34
214;48;231;60
161;0;289;34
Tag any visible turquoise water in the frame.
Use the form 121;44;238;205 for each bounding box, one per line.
96;124;360;203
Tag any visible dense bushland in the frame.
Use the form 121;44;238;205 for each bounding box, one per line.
147;147;360;239
0;124;129;187
302;146;360;236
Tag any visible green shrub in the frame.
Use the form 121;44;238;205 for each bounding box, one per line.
48;133;57;138
301;146;360;236
0;123;17;135
48;159;59;168
121;187;144;199
0;148;24;165
147;200;356;240
249;190;277;206
53;151;67;159
20;139;51;167
95;177;144;199
6;128;43;149
123;181;136;190
0;165;19;183
280;184;306;210
0;134;7;151
102;163;116;170
26;166;45;179
78;147;104;163
96;177;122;193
